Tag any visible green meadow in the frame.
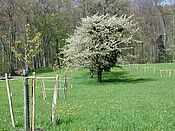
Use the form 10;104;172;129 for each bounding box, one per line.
1;63;175;130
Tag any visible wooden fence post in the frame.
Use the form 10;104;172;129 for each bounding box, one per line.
40;79;47;100
63;77;68;99
169;70;172;79
153;68;156;74
51;74;59;124
160;70;163;78
5;73;15;128
31;72;36;131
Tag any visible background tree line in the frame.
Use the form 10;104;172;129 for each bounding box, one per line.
0;0;174;75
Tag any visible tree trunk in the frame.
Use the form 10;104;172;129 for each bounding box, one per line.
32;57;36;70
55;39;60;68
89;69;94;79
97;68;102;83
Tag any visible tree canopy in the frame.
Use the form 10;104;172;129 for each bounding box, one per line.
63;14;138;82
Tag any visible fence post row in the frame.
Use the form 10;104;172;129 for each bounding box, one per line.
142;67;156;75
3;73;69;128
160;70;172;79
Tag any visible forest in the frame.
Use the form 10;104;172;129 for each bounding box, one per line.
0;0;175;75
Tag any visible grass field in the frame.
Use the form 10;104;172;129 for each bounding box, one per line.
1;63;175;130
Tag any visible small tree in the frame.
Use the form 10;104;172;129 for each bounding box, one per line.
11;23;42;130
63;14;138;82
12;24;42;71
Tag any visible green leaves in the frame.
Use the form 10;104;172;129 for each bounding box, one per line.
12;24;42;64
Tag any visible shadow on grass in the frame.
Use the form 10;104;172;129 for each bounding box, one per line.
102;77;154;83
102;71;155;84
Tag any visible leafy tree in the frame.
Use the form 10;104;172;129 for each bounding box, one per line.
12;24;42;72
63;14;138;82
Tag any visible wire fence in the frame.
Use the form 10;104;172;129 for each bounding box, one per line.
0;74;71;130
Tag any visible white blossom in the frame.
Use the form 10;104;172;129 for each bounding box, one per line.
62;13;138;71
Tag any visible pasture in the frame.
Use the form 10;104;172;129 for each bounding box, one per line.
0;63;175;130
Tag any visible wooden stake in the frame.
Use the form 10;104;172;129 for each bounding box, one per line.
63;77;68;99
40;79;47;100
5;73;15;128
169;70;172;79
153;68;156;75
57;78;60;99
51;74;59;124
31;72;36;131
160;70;163;78
172;69;175;78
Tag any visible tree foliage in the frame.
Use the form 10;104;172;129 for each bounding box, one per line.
11;24;42;70
63;14;138;82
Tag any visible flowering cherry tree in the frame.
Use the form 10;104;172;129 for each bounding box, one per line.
63;14;138;82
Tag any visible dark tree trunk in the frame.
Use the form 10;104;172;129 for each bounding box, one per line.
55;39;60;68
97;68;102;83
32;57;36;70
132;47;135;62
141;42;144;63
9;62;15;75
9;12;16;76
89;69;94;79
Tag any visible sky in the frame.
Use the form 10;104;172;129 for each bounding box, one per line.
162;0;175;5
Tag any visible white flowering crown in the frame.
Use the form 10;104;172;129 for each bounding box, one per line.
63;13;138;70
